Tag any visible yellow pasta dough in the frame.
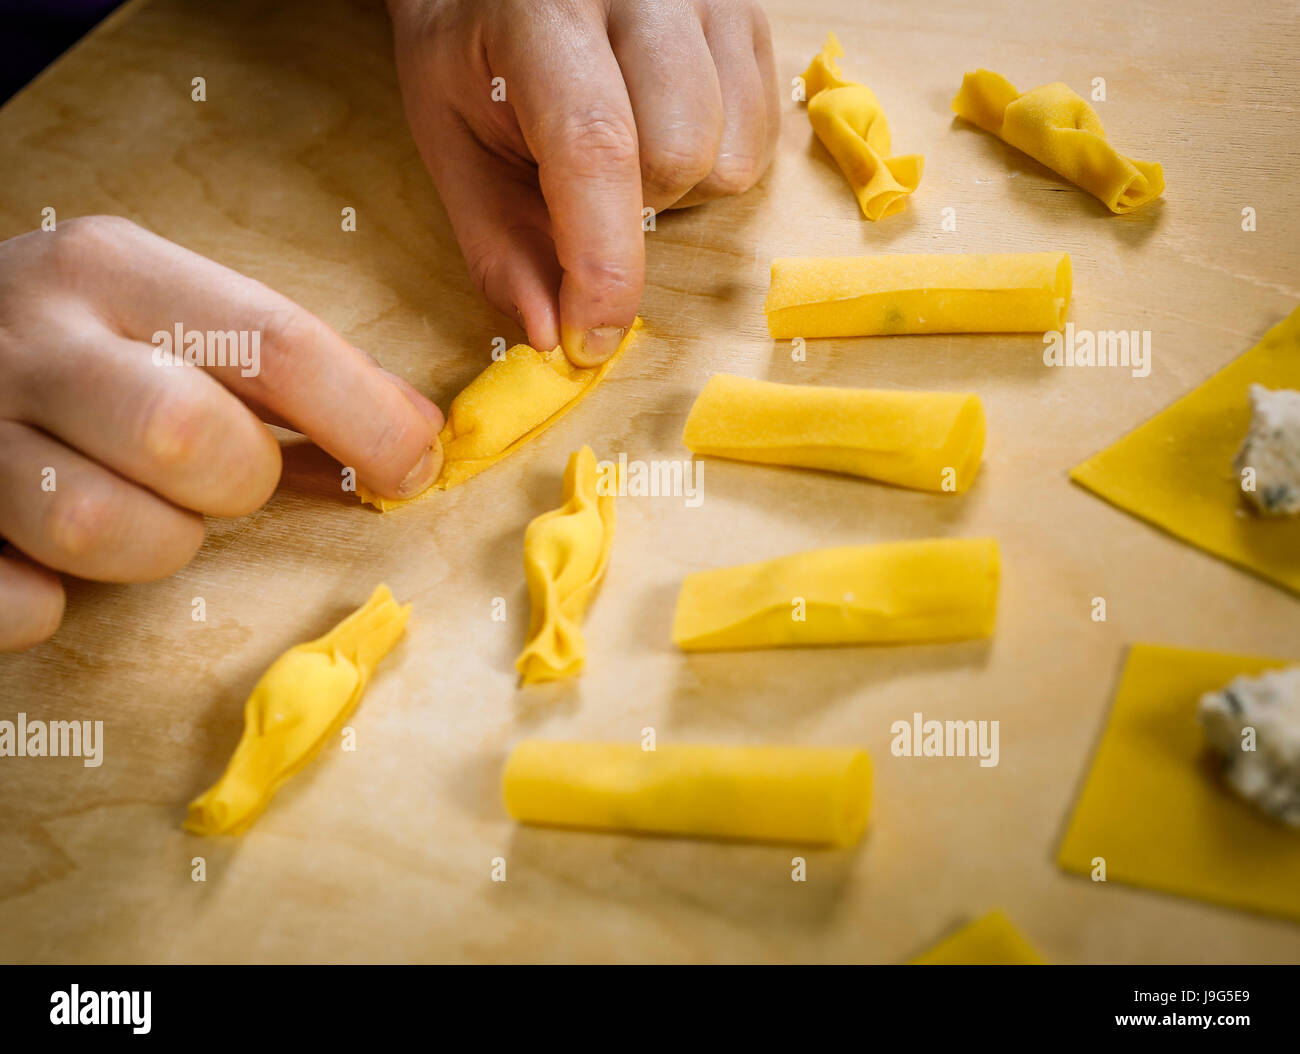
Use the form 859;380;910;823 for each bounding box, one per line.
359;320;642;510
952;69;1165;214
682;373;985;493
1058;644;1300;922
1071;305;1300;596
516;446;615;684
672;537;999;651
185;585;409;836
802;32;922;220
765;253;1071;339
503;741;872;847
912;911;1046;965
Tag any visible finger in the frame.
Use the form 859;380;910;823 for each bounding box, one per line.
494;11;646;366
750;3;781;165
675;4;774;207
0;548;65;651
0;420;204;582
42;216;443;502
414;105;563;352
609;1;723;211
7;315;281;518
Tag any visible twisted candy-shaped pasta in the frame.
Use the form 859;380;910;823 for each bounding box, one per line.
516;446;615;684
185;585;409;835
952;69;1164;214
803;33;922;220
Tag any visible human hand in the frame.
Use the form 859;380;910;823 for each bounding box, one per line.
388;0;779;365
0;216;444;650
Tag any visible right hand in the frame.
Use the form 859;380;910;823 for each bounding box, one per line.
388;0;780;366
0;216;444;651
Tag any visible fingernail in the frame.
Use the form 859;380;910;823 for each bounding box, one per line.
581;325;626;364
397;438;443;497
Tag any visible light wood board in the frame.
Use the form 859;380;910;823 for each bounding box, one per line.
1;0;1298;963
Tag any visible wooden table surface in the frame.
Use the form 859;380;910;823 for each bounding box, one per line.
1;0;1298;964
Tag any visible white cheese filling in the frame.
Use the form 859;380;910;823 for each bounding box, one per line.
1198;665;1300;827
1233;384;1300;516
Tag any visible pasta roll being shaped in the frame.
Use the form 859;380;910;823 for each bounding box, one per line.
803;33;923;220
683;374;985;493
952;70;1165;214
503;741;873;847
185;585;410;836
516;446;616;684
359;319;642;510
672;537;999;651
765;252;1070;339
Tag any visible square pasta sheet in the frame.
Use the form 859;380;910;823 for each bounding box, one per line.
912;910;1045;965
1058;644;1300;922
1071;306;1300;595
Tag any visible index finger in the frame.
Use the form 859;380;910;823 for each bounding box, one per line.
492;9;645;366
50;217;444;503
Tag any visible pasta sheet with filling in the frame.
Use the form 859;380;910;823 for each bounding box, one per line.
359;319;641;510
1071;305;1300;596
1057;643;1300;922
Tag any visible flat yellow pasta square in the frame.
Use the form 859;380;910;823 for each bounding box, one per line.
1057;644;1300;922
912;910;1045;965
1071;306;1300;595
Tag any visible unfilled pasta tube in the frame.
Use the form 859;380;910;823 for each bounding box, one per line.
672;537;999;651
516;446;615;684
359;319;642;509
765;253;1070;339
185;585;409;835
503;741;873;847
682;373;985;492
803;32;922;220
952;70;1165;214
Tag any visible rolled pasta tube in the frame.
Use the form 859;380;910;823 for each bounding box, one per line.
503;741;873;847
765;253;1071;338
359;319;642;509
672;537;999;651
682;373;985;493
185;584;410;836
952;70;1165;214
516;446;615;684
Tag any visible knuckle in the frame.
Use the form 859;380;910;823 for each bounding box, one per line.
552;110;638;169
462;235;509;297
261;302;326;354
136;389;205;470
251;303;327;389
703;154;765;197
43;489;115;561
641;136;716;197
50;215;136;263
568;252;640;298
